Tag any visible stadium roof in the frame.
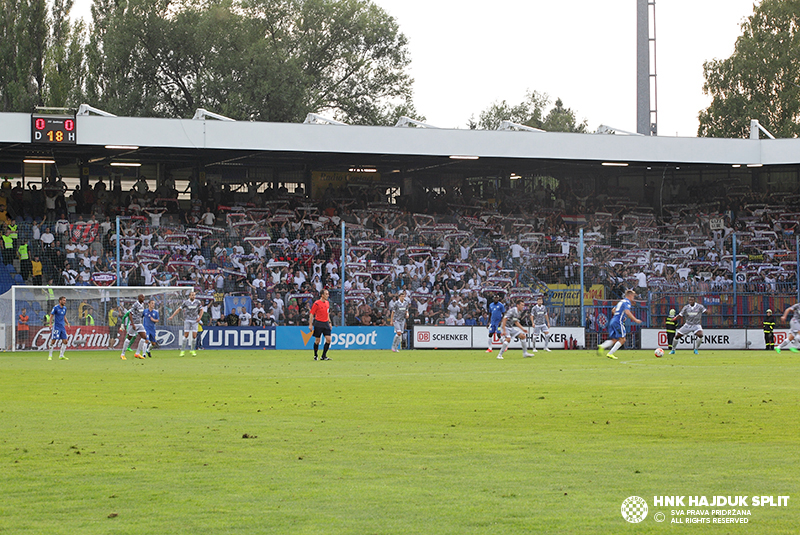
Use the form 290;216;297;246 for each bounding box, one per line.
1;111;799;179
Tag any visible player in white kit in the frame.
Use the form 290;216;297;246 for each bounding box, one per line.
390;290;411;352
672;296;707;355
497;299;532;360
168;291;204;356
529;296;551;352
128;294;148;359
776;302;800;353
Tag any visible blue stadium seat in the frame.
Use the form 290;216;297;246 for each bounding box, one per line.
14;274;24;285
6;263;15;274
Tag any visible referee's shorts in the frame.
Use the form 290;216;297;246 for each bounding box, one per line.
313;320;332;338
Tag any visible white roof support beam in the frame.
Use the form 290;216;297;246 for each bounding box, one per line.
304;113;347;126
595;124;644;136
750;119;775;140
193;108;235;121
76;104;116;117
394;116;440;128
497;120;545;133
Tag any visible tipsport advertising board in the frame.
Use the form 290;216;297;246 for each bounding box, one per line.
276;326;394;350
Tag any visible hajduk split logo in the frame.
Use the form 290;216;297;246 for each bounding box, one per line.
621;496;648;523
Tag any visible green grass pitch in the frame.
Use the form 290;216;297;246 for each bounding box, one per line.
1;348;798;534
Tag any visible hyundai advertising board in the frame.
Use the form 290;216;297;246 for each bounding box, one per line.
201;326;277;350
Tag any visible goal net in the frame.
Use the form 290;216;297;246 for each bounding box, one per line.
0;286;194;352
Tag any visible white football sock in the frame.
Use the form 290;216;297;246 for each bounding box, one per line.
607;341;622;355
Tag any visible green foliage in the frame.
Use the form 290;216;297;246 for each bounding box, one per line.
699;0;800;138
471;90;587;133
1;349;798;533
542;98;588;133
0;0;86;111
45;0;87;108
84;0;420;124
0;0;419;123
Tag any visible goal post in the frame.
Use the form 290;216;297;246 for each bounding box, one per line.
0;285;194;352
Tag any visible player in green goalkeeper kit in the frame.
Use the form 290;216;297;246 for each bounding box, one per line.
118;307;139;360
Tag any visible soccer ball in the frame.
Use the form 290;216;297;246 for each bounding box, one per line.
654;347;664;358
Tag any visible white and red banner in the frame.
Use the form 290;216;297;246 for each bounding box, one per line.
90;272;116;285
642;328;757;350
477;326;585;350
413;326;472;349
411;326;586;350
746;329;792;350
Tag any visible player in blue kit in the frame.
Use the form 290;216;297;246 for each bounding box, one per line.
48;296;71;361
486;294;505;353
597;289;642;360
143;299;160;358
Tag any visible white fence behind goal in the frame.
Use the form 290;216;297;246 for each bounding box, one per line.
0;286;193;351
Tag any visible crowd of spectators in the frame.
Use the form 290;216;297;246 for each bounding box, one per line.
1;171;799;329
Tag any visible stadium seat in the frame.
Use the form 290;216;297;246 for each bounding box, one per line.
6;263;15;274
14;274;24;285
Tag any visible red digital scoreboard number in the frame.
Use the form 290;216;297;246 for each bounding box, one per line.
31;114;77;144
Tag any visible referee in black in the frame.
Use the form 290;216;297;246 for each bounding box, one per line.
665;308;678;351
764;308;776;351
309;288;333;360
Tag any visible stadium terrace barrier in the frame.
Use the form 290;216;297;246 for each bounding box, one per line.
641;329;792;350
412;326;586;350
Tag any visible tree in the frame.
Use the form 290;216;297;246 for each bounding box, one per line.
699;0;800;138
85;0;421;124
44;0;87;108
0;0;86;112
542;98;588;133
470;90;587;132
0;0;46;111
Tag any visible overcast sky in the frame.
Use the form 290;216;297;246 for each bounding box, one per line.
71;0;758;137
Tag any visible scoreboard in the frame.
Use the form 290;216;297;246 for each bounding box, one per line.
31;114;77;144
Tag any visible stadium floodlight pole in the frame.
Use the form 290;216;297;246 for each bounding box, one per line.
732;233;738;326
579;228;584;327
341;221;346;327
